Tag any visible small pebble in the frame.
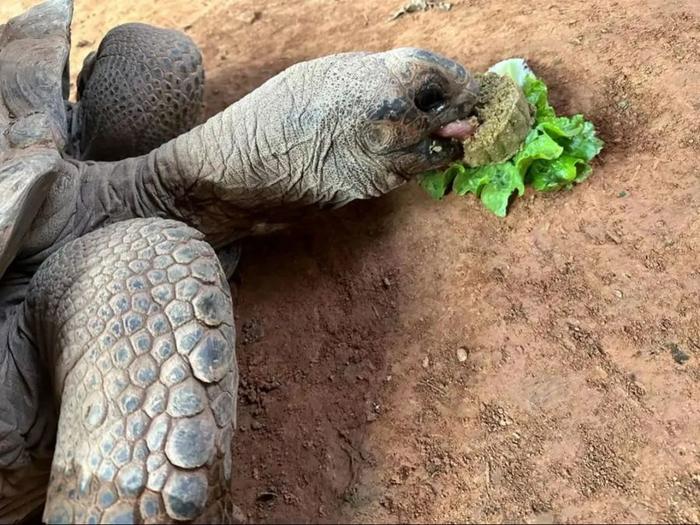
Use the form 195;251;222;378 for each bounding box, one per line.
422;356;430;369
231;505;247;523
457;347;469;362
631;380;647;396
251;420;263;431
237;11;260;24
667;343;690;365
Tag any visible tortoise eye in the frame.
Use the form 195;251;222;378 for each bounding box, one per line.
414;85;447;112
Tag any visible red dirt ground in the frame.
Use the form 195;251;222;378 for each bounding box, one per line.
2;0;698;522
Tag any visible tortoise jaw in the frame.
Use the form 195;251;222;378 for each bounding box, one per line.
416;134;464;173
428;72;481;143
422;105;479;167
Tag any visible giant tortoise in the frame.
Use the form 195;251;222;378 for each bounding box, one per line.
0;0;478;522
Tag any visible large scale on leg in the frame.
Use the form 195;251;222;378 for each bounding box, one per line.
29;219;238;523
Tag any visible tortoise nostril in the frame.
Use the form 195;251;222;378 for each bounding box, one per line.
414;85;447;113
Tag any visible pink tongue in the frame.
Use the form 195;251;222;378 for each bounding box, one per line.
435;119;478;141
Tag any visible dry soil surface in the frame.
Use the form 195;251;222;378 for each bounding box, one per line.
2;0;699;523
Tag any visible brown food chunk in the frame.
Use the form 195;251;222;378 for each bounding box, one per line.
462;72;533;167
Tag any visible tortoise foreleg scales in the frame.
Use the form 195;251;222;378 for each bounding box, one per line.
23;218;238;523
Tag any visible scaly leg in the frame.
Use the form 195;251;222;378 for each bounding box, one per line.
74;23;204;161
24;218;237;523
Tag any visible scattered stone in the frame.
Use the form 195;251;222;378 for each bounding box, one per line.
389;0;452;21
251;420;263;431
422;356;430;369
77;39;92;48
667;343;690;365
241;318;264;345
230;504;247;524
630;380;647;397
606;231;622;244
237;11;261;24
457;347;468;362
616;99;631;111
480;403;514;431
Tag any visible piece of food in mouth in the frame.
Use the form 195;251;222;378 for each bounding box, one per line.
460;72;533;167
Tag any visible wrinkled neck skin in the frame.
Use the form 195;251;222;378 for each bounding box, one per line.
26;61;400;258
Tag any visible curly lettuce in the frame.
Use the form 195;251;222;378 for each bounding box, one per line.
419;59;603;217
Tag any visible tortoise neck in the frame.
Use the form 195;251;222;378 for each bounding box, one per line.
119;96;329;246
69;102;304;248
70;154;187;236
43;83;336;253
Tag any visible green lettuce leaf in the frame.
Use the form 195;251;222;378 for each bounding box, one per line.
478;163;524;217
419;166;458;200
452;163;523;217
537;115;586;140
563;120;604;161
523;75;555;121
575;163;593;183
514;128;563;174
453;164;487;195
530;155;586;191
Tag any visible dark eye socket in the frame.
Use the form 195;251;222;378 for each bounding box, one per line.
414;85;447;112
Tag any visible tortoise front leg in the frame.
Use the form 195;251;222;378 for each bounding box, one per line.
25;218;238;523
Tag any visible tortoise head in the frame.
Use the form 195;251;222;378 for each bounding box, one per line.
305;48;479;204
250;48;480;207
356;48;479;181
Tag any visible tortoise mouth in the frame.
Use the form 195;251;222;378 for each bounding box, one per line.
426;74;481;149
433;116;480;142
393;87;481;179
428;101;480;141
419;105;479;169
426;135;464;161
397;134;463;180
